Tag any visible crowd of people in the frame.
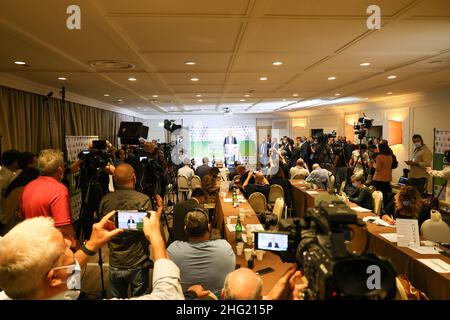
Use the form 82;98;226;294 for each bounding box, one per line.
0;130;448;300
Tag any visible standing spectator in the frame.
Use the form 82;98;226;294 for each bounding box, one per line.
195;157;212;181
0;150;20;207
202;167;220;203
168;209;235;296
20;149;76;247
426;150;450;203
0;167;40;236
372;142;393;208
349;144;369;176
334;141;351;191
99;163;153;298
17;152;38;170
406;134;432;196
173;188;206;242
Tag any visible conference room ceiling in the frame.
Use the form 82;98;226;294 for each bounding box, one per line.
0;0;449;115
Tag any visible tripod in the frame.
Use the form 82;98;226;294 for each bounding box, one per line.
349;139;370;181
314;142;335;172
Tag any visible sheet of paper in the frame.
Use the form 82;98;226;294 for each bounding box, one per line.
245;224;265;232
409;246;442;255
351;206;372;213
396;219;420;247
306;191;319;195
417;259;450;273
362;216;395;228
226;224;246;232
224;198;232;203
379;233;398;242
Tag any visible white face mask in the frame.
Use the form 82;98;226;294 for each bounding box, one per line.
54;259;81;291
414;143;422;149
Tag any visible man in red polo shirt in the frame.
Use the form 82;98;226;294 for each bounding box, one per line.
20;149;77;247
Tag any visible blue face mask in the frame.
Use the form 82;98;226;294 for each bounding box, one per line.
414;143;422;149
54;259;81;291
403;200;411;207
352;182;359;188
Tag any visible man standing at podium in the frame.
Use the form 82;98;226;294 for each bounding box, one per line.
223;130;238;166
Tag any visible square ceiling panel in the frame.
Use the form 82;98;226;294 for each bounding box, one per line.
112;18;243;52
160;72;226;85
143;52;232;72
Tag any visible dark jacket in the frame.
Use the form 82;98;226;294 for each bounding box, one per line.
349;187;374;211
172;198;204;242
195;164;212;181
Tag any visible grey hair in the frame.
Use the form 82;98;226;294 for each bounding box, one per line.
223;272;263;300
202;157;209;164
0;217;62;299
38;149;64;175
184;210;209;237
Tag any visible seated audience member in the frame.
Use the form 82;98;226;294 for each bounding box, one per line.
168;209;235;296
234;165;255;189
178;158;195;182
20;149;77;247
202;167;220;203
0;210;184;300
381;186;429;227
222;266;306;300
99;163;153;298
195;157;212;181
173;188;206;242
243;171;270;199
345;175;374;211
268;167;292;207
290;158;310;179
0;167;40;236
215;159;230;181
306;164;331;190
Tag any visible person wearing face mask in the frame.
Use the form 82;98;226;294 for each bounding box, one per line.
98;163;153;298
0;209;185;300
344;174;374;211
405;134;432;196
381;186;429;227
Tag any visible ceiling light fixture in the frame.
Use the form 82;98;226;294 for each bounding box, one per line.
128;77;137;81
272;61;283;66
195;94;202;98
259;76;268;81
244;94;251;97
117;99;123;102
14;61;27;65
57;77;67;81
387;92;393;95
387;75;397;79
328;76;336;80
152;95;159;98
360;62;371;66
240;99;246;102
292;93;299;97
282;99;286;101
185;61;196;65
190;77;199;82
104;94;110;97
198;99;203;102
335;93;341;96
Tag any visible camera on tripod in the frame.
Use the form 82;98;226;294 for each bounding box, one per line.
256;196;397;300
315;130;337;145
353;116;374;140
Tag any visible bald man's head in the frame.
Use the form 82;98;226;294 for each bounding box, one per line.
222;268;263;300
312;163;320;171
255;172;265;184
114;163;135;187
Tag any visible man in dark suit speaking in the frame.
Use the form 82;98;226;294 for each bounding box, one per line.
223;130;238;166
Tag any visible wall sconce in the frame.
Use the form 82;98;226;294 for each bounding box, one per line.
388;120;402;145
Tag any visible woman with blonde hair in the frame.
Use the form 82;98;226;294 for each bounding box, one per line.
381;185;429;227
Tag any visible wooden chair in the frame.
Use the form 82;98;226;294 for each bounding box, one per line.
372;191;383;215
248;192;267;213
292;173;306;180
268;184;284;209
177;175;190;201
339;180;346;196
191;175;202;190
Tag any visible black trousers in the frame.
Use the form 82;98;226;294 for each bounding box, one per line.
372;180;392;208
409;177;428;197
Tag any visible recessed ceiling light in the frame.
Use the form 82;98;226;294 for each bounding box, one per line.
387;75;397;79
282;99;287;101
335;93;341;96
104;94;110;97
14;61;27;65
128;77;137;81
117;99;123;102
244;94;251;97
240;99;246;102
292;93;299;97
57;77;67;81
198;99;203;102
152;95;159;98
272;61;283;66
387;92;393;95
137;107;142;109
360;62;371;66
321;108;325;110
259;76;268;81
328;76;336;80
195;94;202;98
185;61;196;65
190;77;199;82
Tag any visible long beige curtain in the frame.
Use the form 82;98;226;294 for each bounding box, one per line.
0;85;144;154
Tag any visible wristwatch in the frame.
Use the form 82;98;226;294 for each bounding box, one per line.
80;241;97;256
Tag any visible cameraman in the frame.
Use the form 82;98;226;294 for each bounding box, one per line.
98;163;153;298
333;137;351;191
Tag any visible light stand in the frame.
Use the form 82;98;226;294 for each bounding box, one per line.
43;92;54;148
60;86;68;161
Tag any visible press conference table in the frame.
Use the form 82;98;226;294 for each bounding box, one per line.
215;193;294;295
289;179;450;300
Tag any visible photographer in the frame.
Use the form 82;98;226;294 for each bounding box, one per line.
98;163;153;298
333;137;351;191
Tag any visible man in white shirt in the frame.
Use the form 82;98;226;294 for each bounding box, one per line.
290;159;310;179
178;158;195;182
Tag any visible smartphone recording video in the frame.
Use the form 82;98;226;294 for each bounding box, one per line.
115;211;147;231
254;231;289;252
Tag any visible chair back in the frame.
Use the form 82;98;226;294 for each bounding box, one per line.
372;191;383;215
328;175;336;193
177;175;189;190
268;184;284;205
191;175;202;190
339;181;346;196
272;197;285;223
420;210;450;243
248;192;267;213
292;173;306;180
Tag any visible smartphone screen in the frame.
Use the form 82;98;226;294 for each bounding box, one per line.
140;156;147;162
115;210;147;231
254;231;289;252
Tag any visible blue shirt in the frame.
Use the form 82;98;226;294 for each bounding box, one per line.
167;239;235;295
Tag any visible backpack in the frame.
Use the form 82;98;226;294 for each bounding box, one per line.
391;154;399;169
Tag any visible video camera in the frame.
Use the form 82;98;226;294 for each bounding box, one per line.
353;116;374;140
257;196;397;300
315;130;337;145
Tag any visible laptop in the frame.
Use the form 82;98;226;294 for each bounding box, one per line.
398;176;409;186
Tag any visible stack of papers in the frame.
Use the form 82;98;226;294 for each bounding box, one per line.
351;206;372;213
417;259;450;273
362;216;395;228
379;233;398;242
224;198;233;203
409;246;442;255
